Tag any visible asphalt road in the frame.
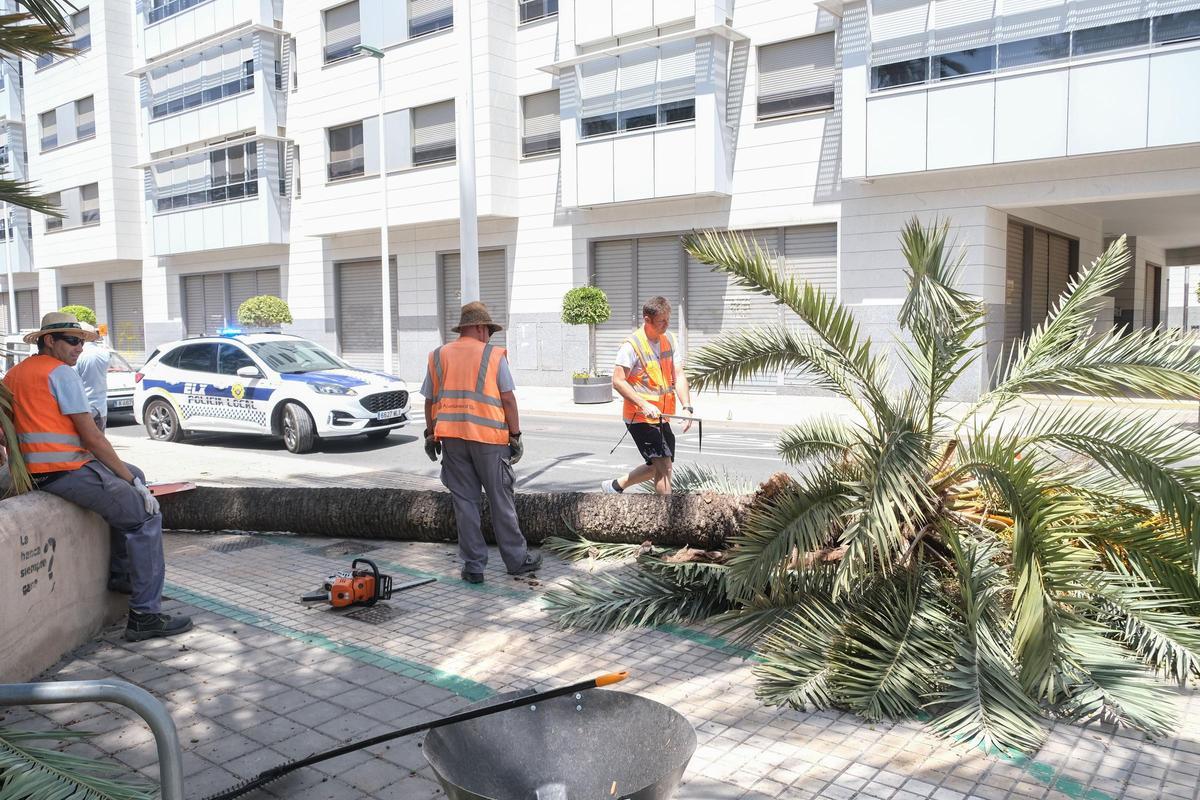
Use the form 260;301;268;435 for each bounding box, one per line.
104;409;790;492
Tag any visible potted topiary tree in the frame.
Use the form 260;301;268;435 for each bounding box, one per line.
237;295;293;331
58;304;97;326
561;285;613;404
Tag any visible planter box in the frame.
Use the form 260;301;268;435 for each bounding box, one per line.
572;375;613;404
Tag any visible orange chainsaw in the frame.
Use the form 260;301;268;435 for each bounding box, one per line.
301;558;434;608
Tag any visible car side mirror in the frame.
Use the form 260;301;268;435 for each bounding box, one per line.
236;365;263;379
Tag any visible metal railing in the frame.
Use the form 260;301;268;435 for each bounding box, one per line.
0;679;184;800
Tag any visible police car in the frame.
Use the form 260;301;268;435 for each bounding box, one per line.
133;332;410;453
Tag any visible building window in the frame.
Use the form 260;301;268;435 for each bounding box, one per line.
871;57;927;90
579;41;695;139
328;122;365;180
997;34;1070;68
148;38;256;120
0;144;7;169
39;110;57;150
412;100;456;165
522;90;560;156
756;33;836;120
324;1;361;63
1072;19;1151;56
519;0;558;24
37;8;89;69
151;141;259;212
410;0;453;38
44;192;62;231
1154;10;1200;44
75;96;95;139
38;96;97;151
146;0;210;25
80;183;99;225
932;47;995;80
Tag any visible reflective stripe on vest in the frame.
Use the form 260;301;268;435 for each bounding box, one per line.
622;328;677;424
2;354;94;474
426;338;509;445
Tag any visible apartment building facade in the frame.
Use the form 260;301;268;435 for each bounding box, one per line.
1;0;1197;399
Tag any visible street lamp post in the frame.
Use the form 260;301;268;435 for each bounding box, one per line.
3;202;15;334
455;0;479;304
354;44;393;373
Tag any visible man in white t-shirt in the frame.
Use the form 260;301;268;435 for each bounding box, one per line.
602;295;693;495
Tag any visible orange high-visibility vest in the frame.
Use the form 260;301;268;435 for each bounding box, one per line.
621;327;677;424
2;354;94;474
426;338;510;445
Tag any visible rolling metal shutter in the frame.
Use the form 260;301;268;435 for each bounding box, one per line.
781;224;838;386
183;274;226;336
228;268;282;325
1005;221;1025;345
1047;233;1071;317
757;33;836;117
440;251;508;348
0;294;8;334
636;237;682;312
593;240;635;373
336;260;397;371
16;288;38;331
108;281;145;364
686;229;781;390
63;283;95;313
1029;231;1050;329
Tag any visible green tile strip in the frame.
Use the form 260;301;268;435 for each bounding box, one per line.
163;582;493;702
185;535;1119;800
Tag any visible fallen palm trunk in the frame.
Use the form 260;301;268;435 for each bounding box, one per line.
160;486;756;547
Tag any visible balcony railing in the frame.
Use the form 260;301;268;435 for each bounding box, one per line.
154;176;259;213
327;157;364;181
150;63;254;120
145;0;211;25
412;142;455;166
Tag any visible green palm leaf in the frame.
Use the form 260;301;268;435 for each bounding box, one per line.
0;727;155;800
1057;626;1178;735
543;562;732;632
776;415;863;466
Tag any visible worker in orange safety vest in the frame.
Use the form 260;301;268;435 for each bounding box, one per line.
0;312;192;642
602;295;694;495
422;301;541;584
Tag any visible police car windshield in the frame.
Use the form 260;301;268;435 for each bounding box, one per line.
250;340;348;374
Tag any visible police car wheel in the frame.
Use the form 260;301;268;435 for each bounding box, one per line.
282;402;316;454
145;399;183;443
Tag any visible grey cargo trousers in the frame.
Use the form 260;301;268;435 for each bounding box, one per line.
440;438;530;573
39;460;165;614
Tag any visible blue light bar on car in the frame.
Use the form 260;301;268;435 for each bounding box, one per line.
219;327;243;337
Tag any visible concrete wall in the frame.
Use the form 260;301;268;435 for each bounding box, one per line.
0;491;126;682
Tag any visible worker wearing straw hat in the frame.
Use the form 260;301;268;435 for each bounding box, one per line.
422;301;540;584
0;312;192;642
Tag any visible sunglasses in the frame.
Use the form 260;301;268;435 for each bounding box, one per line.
51;334;84;346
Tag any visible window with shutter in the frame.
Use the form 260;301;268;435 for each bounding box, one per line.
75;96;95;139
412;101;456;166
324;1;361;63
618;49;658;131
579;42;695;138
40;110;56;151
579;57;618;137
656;40;695;124
80;183;99;225
328;122;365;180
44;192;62;231
757;33;835;120
522;90;560;156
409;0;453;38
72;8;91;52
15;289;38;331
519;0;558;24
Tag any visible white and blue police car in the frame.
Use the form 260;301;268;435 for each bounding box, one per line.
133;331;410;453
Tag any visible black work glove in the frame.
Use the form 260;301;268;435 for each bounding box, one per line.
509;432;524;465
424;429;441;462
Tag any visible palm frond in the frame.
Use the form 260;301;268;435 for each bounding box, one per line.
831;571;957;720
776;415;864;466
9;0;75;30
0;175;64;216
634;463;753;495
683;229;894;418
1057;626;1178;736
753;591;848;710
0;382;32;495
0;12;74;63
684;324;855;400
543;564;732;632
1081;572;1200;683
723;473;853;594
928;531;1046;755
541;526;656;562
0;726;155;800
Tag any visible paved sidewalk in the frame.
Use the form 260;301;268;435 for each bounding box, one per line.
5;532;1199;800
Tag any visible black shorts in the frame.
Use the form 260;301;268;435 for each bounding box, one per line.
626;421;675;465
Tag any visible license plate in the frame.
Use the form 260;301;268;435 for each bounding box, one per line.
377;408;404;420
111;398;134;408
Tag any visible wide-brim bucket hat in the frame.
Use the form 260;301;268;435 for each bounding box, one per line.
22;311;101;344
452;301;503;334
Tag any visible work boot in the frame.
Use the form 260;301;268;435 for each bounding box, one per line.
460;569;484;584
107;574;133;595
507;552;542;576
124;611;193;642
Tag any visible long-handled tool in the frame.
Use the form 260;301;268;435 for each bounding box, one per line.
201;671;629;800
609;413;703;455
